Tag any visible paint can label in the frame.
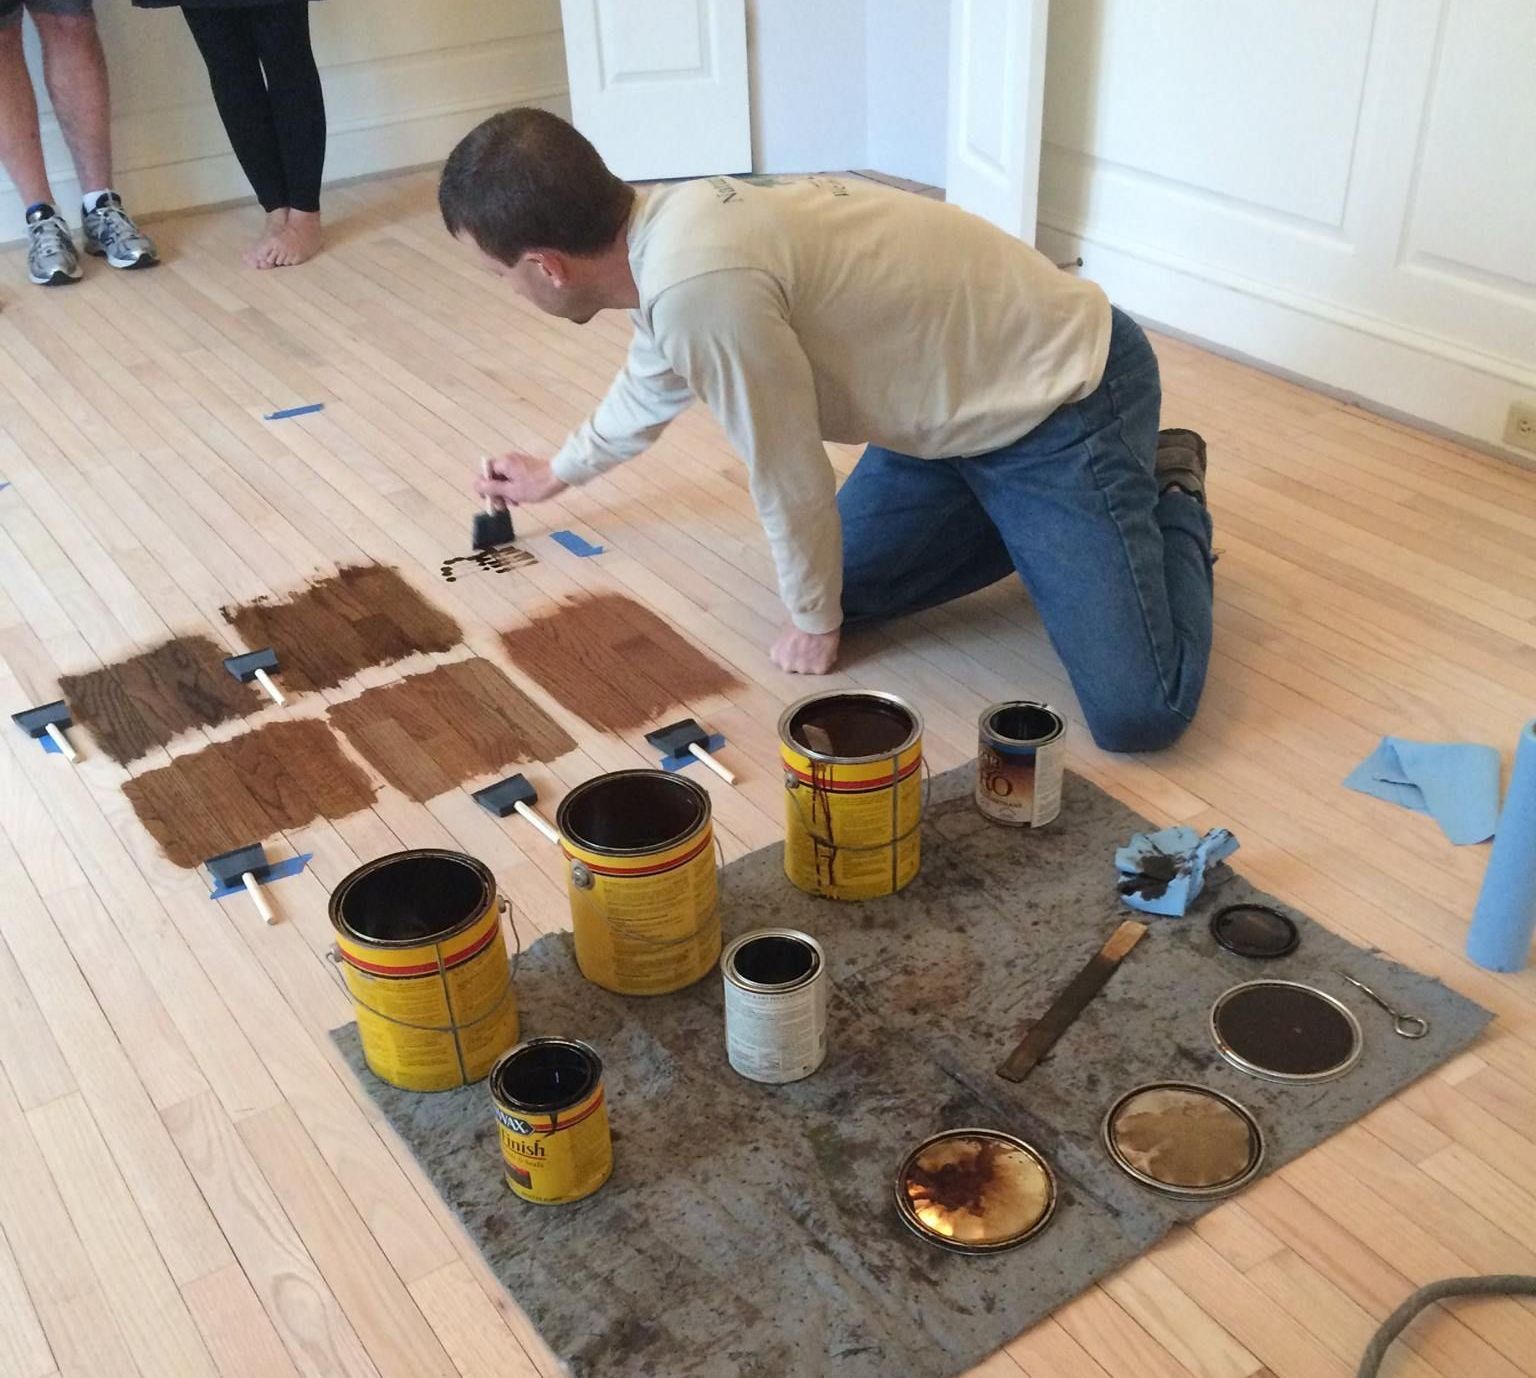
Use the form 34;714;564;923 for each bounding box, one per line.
778;693;924;901
491;1041;612;1205
558;773;721;996
976;702;1066;828
722;930;828;1084
330;853;519;1093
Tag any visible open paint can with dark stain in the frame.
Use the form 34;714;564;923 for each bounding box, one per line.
1102;1083;1264;1198
1210;980;1364;1083
976;701;1066;828
894;1129;1057;1253
490;1038;612;1204
329;849;519;1092
778;690;924;901
557;770;720;996
721;928;827;1083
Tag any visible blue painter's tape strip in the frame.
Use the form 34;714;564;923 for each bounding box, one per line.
264;403;325;420
39;732;62;754
550;529;605;558
661;734;726;772
209;852;313;900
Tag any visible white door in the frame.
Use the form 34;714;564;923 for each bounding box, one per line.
559;0;751;181
945;0;1050;243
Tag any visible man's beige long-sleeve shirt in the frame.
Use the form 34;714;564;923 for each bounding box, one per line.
550;175;1112;634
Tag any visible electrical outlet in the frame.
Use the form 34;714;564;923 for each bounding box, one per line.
1506;400;1536;456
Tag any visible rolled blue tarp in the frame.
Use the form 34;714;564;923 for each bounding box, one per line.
1467;720;1536;972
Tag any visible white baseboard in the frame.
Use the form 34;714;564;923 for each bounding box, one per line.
1037;222;1536;466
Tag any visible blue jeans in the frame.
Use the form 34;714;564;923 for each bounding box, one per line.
838;309;1214;753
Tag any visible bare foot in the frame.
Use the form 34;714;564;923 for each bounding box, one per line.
270;209;322;267
244;209;289;269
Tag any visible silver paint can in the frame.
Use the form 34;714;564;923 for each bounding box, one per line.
721;928;827;1084
976;701;1066;827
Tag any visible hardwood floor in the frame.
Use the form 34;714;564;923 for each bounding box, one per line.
1;167;1534;1378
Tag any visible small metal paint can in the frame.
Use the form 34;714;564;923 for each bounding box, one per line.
490;1038;612;1205
976;701;1066;828
721;928;828;1084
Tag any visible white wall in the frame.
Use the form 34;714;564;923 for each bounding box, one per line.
1035;0;1536;460
746;0;947;181
4;0;569;231
746;0;866;173
866;0;948;187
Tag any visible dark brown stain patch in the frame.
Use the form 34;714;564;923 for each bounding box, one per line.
123;718;377;869
327;658;576;803
222;564;462;692
60;634;264;765
499;593;740;734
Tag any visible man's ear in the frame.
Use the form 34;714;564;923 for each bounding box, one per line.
527;250;570;287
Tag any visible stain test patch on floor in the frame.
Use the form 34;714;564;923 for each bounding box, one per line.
59;634;264;766
499;592;742;734
123;718;377;869
327;658;576;803
222;563;462;692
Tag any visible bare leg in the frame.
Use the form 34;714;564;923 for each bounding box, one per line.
33;12;112;194
0;23;53;208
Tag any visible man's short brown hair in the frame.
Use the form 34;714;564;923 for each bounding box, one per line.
439;108;635;266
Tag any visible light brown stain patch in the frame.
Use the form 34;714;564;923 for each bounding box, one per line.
60;634;264;766
124;718;377;869
222;564;462;692
327;658;576;803
499;593;740;733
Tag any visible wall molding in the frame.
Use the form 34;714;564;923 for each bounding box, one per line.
1039;219;1536;463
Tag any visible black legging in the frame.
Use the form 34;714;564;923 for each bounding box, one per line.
182;2;326;213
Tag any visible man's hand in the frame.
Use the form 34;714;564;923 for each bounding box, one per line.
771;625;841;675
475;452;569;507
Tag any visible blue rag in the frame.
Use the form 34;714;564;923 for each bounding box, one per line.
1115;825;1240;917
1344;737;1500;845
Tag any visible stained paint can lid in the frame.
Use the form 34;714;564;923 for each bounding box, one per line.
893;1128;1056;1253
1210;903;1300;959
1102;1082;1264;1198
1210;981;1363;1083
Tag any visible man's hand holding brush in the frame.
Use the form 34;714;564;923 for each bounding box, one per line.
475;452;569;507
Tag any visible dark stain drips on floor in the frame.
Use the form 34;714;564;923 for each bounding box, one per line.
440;545;537;583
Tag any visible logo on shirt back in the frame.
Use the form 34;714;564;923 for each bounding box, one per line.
709;175;852;203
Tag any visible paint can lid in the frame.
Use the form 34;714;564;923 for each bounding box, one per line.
1102;1082;1264;1197
1210;903;1299;959
893;1129;1056;1253
1210;981;1363;1083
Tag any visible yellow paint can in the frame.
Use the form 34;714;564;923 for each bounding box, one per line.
556;770;720;995
491;1038;612;1204
329;850;519;1092
779;690;924;900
